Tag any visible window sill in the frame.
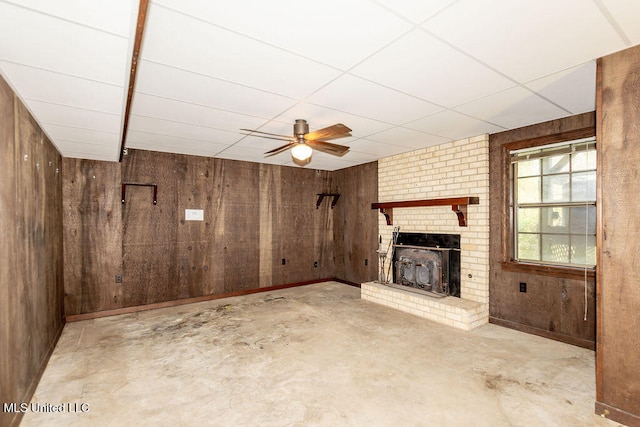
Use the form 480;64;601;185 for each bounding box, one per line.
501;261;595;281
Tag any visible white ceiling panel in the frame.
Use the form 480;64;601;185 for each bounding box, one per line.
0;61;124;114
141;4;341;98
135;60;297;118
130;93;267;133
454;86;569;129
44;124;118;146
348;138;416;157
405;110;505;140
308;74;443;124
128;115;242;145
58;141;119;161
350;29;515;107
377;0;458;24
366;126;450;149
0;2;129;85
126;130;229;155
3;0;135;36
153;0;411;70
525;62;596;114
424;0;626;83
1;0;639;170
24;100;121;133
599;0;640;45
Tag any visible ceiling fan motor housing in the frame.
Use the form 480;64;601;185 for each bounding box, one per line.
294;119;309;139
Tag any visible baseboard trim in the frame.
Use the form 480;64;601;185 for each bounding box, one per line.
596;401;640;427
66;278;341;322
334;278;361;288
489;317;595;350
9;319;65;427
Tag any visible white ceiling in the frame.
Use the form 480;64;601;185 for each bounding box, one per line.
1;0;638;171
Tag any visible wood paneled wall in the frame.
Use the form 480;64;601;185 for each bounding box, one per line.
489;112;597;349
332;161;378;284
596;45;640;426
63;150;377;316
0;76;65;427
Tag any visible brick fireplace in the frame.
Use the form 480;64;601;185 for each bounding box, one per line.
362;135;489;331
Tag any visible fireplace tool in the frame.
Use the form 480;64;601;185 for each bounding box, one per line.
385;226;400;283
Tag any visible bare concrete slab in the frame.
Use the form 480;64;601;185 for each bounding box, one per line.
21;282;619;426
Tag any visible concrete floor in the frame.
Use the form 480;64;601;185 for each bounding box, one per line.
22;281;621;427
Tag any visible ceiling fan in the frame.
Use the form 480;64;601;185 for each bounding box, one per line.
241;119;351;165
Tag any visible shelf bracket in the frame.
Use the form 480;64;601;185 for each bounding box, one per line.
378;207;393;225
371;196;479;227
122;182;158;205
451;204;468;227
316;193;340;209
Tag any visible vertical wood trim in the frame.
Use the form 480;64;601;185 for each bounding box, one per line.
595;56;604;402
119;0;149;162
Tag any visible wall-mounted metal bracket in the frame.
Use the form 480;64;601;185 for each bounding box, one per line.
122;182;158;205
316;193;340;209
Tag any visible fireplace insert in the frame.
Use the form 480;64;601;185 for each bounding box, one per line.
392;233;461;298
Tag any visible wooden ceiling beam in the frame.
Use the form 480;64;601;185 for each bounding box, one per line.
119;0;149;162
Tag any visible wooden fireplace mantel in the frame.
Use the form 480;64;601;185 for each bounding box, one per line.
371;197;480;227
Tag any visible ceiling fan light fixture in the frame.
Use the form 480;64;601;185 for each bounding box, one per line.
291;143;312;161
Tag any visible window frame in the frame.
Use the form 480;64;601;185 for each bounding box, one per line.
499;128;597;280
511;139;596;268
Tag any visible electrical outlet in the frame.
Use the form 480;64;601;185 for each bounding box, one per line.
115;274;122;284
519;282;527;293
364;258;368;266
314;261;318;268
282;258;286;265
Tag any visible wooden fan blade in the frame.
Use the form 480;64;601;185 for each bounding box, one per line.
241;133;293;142
240;128;292;139
264;142;295;157
305;123;352;141
307;139;350;156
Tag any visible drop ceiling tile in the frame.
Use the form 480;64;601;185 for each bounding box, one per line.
348;138;414;157
135;61;297;119
126;130;229;155
0;61;124;114
423;0;626;83
24;100;121;133
129;93;267;133
4;0;135;36
272;103;394;139
44;124;119;146
0;2;129;85
234;134;292;152
454;86;569;129
404;110;505;140
350;29;515;107
525;62;596;114
128;115;242;145
55;140;118;158
601;0;640;44
141;4;341;98
377;0;458;24
153;0;410;70
366;126;450;149
308;74;443;124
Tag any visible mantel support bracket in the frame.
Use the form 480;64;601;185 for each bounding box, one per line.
122;182;158;205
372;197;479;227
317;193;340;209
451;204;468;227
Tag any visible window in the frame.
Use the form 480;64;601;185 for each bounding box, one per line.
511;138;596;267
